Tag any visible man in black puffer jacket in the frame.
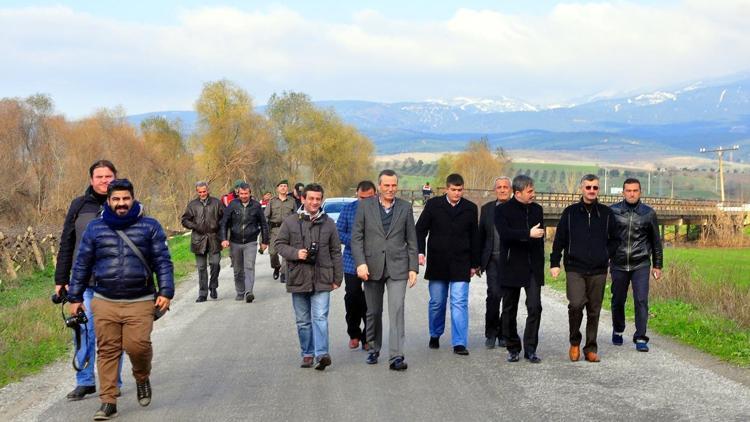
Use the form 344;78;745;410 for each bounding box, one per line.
220;182;270;302
68;179;174;421
54;159;124;402
609;178;663;353
550;174;620;363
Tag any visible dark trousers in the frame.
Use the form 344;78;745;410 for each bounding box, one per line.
501;278;542;355
484;258;504;340
195;252;221;298
611;266;651;342
344;273;367;341
566;272;607;354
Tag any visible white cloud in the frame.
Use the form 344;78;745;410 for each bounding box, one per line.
1;1;749;117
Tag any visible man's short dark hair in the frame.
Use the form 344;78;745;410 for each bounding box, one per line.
378;169;398;185
446;173;464;187
356;180;376;193
512;175;534;193
303;183;324;198
237;182;251;192
89;160;117;178
623;178;641;189
107;178;134;198
580;174;599;184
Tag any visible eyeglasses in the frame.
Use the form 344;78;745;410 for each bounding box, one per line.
584;186;599;191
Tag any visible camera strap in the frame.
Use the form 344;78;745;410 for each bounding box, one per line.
115;229;153;282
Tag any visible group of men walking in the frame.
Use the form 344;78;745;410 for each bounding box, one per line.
53;160;662;420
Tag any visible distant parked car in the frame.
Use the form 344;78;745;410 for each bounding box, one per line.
322;197;357;223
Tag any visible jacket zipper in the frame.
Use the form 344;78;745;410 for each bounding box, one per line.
626;209;633;271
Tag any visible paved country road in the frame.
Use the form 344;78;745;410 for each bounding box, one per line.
2;255;749;422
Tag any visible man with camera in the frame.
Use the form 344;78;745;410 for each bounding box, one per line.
264;179;297;283
54;159;123;401
274;183;343;370
68;179;174;420
220;182;270;302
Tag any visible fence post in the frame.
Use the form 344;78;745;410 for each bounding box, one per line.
0;231;18;280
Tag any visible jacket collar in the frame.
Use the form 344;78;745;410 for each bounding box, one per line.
577;198;601;217
102;201;143;230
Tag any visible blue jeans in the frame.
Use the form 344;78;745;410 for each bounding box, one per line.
76;288;123;387
428;281;470;347
292;291;331;358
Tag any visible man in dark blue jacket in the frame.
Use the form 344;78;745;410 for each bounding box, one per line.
68;179;174;421
220;182;270;302
550;174;619;363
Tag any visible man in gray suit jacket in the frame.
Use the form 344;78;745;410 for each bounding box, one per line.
352;169;419;371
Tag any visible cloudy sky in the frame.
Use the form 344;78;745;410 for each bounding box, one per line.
2;0;750;117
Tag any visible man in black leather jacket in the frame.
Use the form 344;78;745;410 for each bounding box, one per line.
220;182;270;302
609;178;663;352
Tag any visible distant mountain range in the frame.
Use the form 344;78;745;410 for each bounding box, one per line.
127;74;750;161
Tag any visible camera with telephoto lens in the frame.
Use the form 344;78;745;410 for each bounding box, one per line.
65;309;89;328
305;241;319;264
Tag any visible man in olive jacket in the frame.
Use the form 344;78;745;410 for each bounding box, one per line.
495;174;546;363
181;181;223;302
275;183;343;371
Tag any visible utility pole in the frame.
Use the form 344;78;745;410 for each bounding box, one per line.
700;145;740;202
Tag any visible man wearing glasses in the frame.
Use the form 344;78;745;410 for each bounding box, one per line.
550;174;619;362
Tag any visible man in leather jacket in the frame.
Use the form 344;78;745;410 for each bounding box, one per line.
609;178;663;352
181;181;224;302
220;182;270;302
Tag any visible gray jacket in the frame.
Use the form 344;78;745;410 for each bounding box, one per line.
274;212;343;294
351;196;419;281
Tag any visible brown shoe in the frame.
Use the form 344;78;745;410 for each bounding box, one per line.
585;352;600;362
300;356;314;368
569;345;581;362
348;338;360;349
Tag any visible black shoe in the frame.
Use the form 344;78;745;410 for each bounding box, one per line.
93;403;117;420
66;385;96;401
136;379;151;407
273;268;280;280
366;351;379;365
235;294;244;301
245;292;255;303
429;337;439;349
314;355;331;371
524;353;542;364
485;337;496;349
280;273;286;284
453;345;470;355
196;296;207;303
209;288;217;299
496;336;506;348
389;356;408;371
507;352;520;362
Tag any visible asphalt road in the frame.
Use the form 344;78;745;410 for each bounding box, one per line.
4;254;750;421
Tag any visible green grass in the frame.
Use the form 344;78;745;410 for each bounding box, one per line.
664;247;750;288
544;246;750;366
0;235;194;388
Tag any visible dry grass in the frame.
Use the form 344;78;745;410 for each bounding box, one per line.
654;262;750;329
699;211;748;248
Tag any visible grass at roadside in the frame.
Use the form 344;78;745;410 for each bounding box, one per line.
0;235;194;388
544;247;750;366
664;247;750;288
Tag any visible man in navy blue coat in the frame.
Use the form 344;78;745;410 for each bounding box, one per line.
68;179;174;421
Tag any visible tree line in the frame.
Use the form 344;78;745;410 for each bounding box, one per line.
0;80;374;230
